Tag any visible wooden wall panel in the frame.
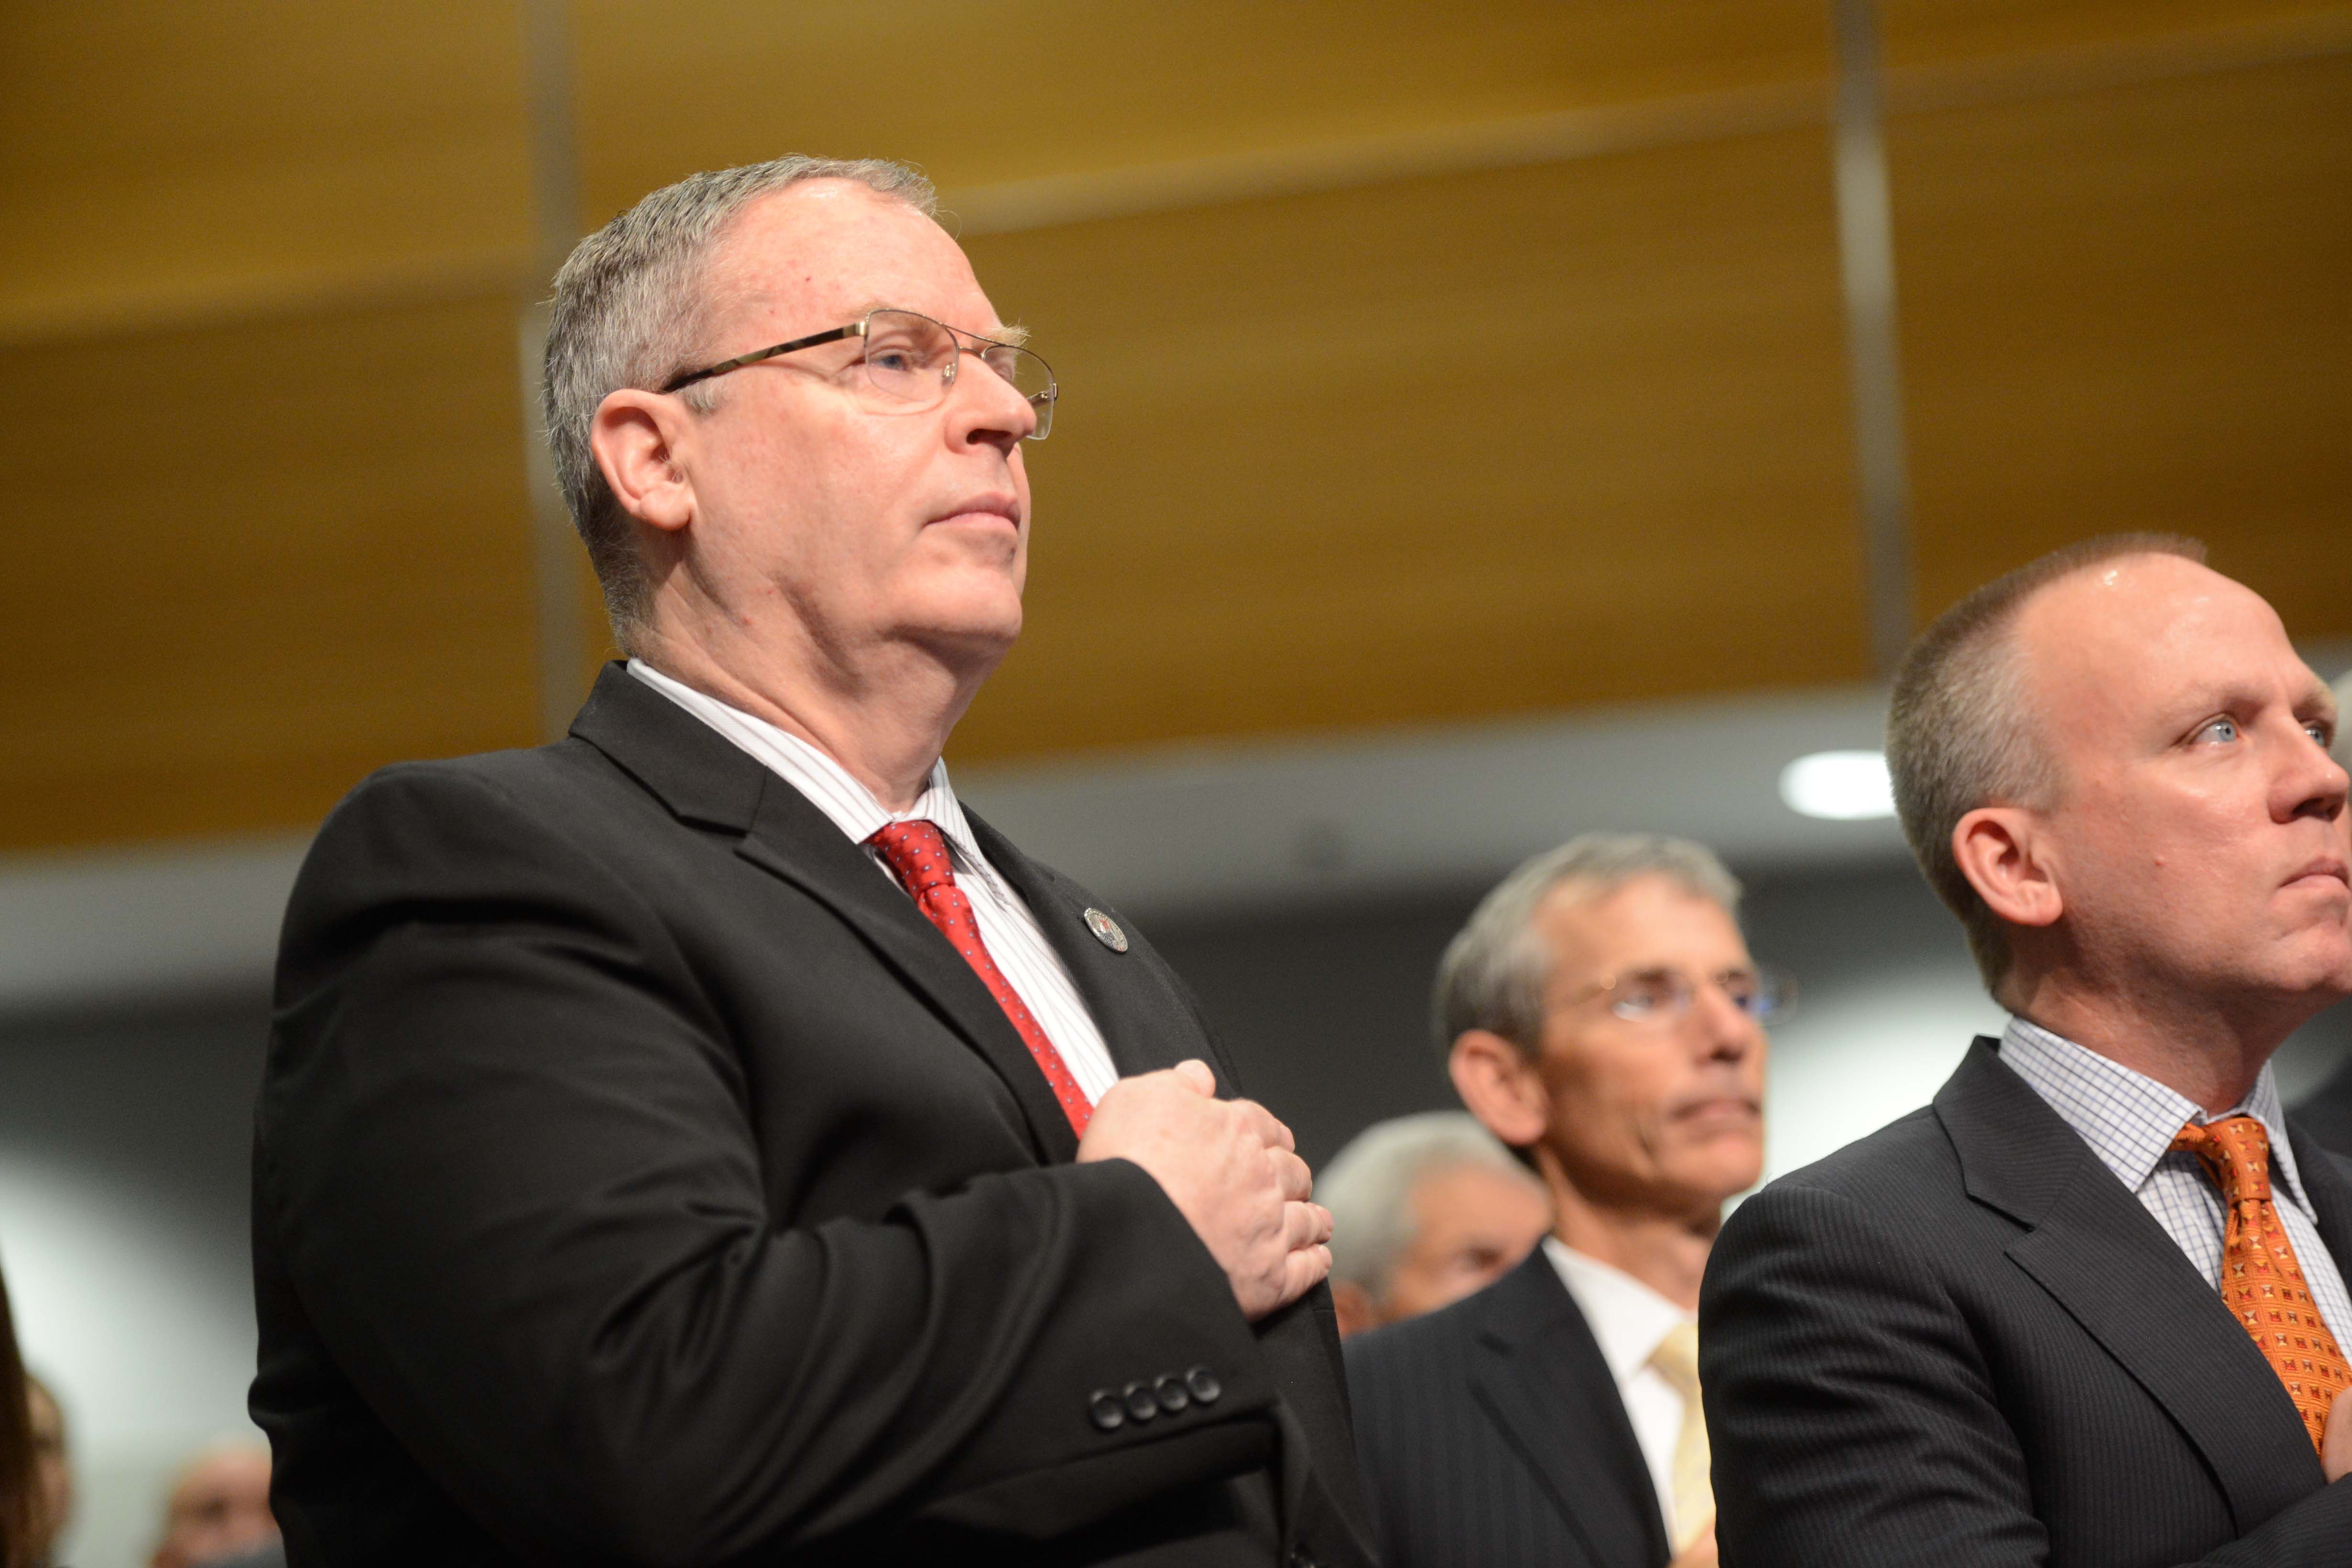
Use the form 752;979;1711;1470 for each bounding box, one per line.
571;0;1833;214
1883;0;2349;69
0;3;532;341
1890;53;2352;631
3;0;2345;853
0;294;540;851
950;129;1864;760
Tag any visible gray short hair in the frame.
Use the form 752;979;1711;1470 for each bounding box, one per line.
1886;534;2205;991
542;156;938;640
1319;1111;1539;1301
1434;833;1742;1056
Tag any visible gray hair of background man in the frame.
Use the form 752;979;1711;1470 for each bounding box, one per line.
1885;533;2207;992
1433;832;1743;1057
541;155;938;640
1319;1111;1534;1302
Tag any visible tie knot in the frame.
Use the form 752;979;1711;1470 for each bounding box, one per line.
869;819;956;896
2171;1114;2273;1205
1650;1319;1701;1398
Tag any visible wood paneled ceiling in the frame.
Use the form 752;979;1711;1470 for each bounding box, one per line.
3;1;2346;853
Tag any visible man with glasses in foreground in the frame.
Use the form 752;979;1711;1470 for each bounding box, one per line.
1348;834;1784;1568
253;157;1369;1567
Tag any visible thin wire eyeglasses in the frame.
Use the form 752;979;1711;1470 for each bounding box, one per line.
660;306;1057;439
1567;966;1798;1027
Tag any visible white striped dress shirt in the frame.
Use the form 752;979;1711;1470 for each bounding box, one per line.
627;659;1119;1105
1999;1016;2352;1351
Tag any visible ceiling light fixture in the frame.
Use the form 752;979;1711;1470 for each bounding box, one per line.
1779;750;1896;821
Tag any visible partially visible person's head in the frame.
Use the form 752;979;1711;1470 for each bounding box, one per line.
1891;539;2351;1035
150;1440;276;1568
1439;835;1772;1230
0;1266;31;1568
1318;1112;1550;1337
22;1377;67;1568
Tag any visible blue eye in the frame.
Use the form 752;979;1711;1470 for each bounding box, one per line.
2197;717;2241;744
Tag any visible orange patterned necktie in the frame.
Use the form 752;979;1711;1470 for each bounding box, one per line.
2170;1116;2351;1453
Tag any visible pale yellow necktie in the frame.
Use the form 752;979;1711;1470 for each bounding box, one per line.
1648;1320;1713;1552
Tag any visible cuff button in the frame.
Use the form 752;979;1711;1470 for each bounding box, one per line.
1185;1365;1222;1405
1088;1390;1125;1432
1153;1373;1190;1414
1122;1381;1159;1422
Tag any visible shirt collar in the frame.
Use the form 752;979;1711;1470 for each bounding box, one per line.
625;657;981;863
1999;1015;2312;1215
1542;1238;1692;1382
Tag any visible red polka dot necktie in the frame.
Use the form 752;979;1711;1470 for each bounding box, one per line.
2171;1115;2350;1453
869;820;1092;1136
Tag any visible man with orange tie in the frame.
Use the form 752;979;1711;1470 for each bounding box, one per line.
251;156;1369;1568
1703;536;2352;1565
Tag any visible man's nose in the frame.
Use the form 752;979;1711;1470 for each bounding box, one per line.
947;351;1037;448
2277;719;2350;823
1693;985;1761;1056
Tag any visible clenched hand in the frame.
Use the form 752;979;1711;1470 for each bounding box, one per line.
1078;1060;1332;1320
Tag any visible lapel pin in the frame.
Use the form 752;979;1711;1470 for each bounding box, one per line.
1083;908;1129;953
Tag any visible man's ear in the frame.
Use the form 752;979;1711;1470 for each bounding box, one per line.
1448;1029;1549;1152
589;389;697;532
1952;806;2063;929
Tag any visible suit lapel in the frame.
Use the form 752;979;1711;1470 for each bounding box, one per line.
2285;1120;2352;1287
964;810;1198;1081
571;667;1079;1165
1938;1040;2326;1528
1467;1252;1669;1568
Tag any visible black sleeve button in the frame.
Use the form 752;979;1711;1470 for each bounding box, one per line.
1088;1389;1125;1432
1185;1365;1222;1405
1122;1381;1159;1422
1152;1373;1190;1414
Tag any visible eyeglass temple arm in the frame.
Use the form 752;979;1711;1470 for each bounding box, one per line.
661;323;863;393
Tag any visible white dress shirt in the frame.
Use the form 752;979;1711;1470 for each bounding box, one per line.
626;658;1119;1105
2000;1015;2352;1351
1544;1237;1692;1541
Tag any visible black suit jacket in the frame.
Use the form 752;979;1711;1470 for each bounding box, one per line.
250;665;1373;1568
1702;1037;2352;1567
1345;1250;1670;1568
2295;1051;2352;1159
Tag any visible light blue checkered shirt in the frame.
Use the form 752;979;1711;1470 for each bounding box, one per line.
2000;1017;2352;1352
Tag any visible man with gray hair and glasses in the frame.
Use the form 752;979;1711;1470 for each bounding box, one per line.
1349;833;1784;1568
1318;1111;1551;1339
253;156;1369;1568
1704;536;2352;1567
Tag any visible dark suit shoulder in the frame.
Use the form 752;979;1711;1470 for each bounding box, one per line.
279;744;685;983
1752;1102;1956;1202
327;734;666;838
2293;1053;2352;1159
1345;1277;1488;1383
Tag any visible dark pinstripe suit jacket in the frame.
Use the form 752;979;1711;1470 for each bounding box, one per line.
2297;1054;2352;1159
1702;1038;2352;1567
1345;1250;1672;1568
